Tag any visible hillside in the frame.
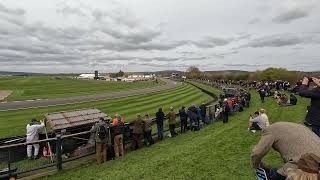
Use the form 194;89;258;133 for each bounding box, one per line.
43;84;310;180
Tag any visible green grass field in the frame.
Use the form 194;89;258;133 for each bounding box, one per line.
43;83;310;180
0;76;160;101
0;83;212;138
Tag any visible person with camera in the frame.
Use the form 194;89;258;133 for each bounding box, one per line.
298;77;320;137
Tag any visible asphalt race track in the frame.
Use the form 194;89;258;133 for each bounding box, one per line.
0;78;178;111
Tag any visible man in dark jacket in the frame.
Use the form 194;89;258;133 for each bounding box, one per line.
199;103;207;124
298;77;320;137
222;99;230;123
179;106;188;133
258;89;266;103
289;94;298;105
188;105;198;131
156;108;165;140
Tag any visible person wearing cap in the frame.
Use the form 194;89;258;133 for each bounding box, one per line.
131;114;144;150
143;114;154;146
222;99;230;123
91;117;109;164
26;118;45;160
112;114;124;158
179;106;188;133
167;107;177;137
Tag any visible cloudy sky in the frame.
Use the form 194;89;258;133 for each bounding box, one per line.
0;0;320;73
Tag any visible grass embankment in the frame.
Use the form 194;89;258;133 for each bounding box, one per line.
0;76;160;101
0;83;212;138
44;83;310;180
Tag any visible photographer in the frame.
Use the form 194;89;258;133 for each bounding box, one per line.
298;77;320;137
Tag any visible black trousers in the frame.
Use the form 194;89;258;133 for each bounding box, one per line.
169;124;176;137
250;122;262;130
223;112;229;123
180;118;187;133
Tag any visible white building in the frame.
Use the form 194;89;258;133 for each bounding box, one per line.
77;74;95;79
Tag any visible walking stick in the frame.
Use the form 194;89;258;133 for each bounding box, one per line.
43;119;54;163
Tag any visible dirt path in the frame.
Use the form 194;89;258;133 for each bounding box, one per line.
0;90;12;101
0;79;177;111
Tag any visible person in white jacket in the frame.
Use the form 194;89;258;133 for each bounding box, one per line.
259;109;270;127
26;118;45;160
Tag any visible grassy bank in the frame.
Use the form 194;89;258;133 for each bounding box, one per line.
0;83;212;138
43;84;309;180
0;76;160;101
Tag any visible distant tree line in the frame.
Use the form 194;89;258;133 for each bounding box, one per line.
185;66;312;82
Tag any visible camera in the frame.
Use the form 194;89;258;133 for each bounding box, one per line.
308;77;313;83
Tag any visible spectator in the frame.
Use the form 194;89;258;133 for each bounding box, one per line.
199;103;207;124
298;77;320;137
258;89;266;103
155;108;165;140
251;122;320;180
222;99;230;123
26;118;45;160
131;114;144;150
143;114;154;146
188;105;198;131
91;117;109;164
289;94;298;105
248;112;266;132
179;106;188;133
167;107;177;137
196;106;202;129
112;114;124;158
259;109;270;127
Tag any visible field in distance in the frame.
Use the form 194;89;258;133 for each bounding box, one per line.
0;76;160;101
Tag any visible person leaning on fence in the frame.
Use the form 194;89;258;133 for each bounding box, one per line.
179;106;188;133
199;103;207;124
188;105;198;131
131;114;144;150
143;114;154;146
26;118;45;160
112;114;124;158
91;117;109;164
156;108;165;140
251;122;320;180
167;107;177;137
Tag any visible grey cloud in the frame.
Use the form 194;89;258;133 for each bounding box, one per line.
56;6;86;17
244;34;306;48
191;36;234;48
273;8;309;24
0;3;25;15
248;18;260;24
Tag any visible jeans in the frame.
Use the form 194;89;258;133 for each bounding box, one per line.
268;168;286;180
157;124;163;140
312;126;320;137
144;130;154;146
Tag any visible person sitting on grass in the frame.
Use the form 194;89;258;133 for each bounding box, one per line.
248;111;267;132
251;122;320;180
259;109;270;127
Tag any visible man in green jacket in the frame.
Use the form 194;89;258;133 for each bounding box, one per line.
91;117;109;164
167;107;177;137
131;114;144;150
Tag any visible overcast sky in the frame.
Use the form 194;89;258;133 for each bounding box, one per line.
0;0;320;73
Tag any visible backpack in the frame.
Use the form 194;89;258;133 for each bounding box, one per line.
97;125;107;140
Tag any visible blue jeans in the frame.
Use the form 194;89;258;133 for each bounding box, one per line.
269;168;285;180
312;126;320;137
157;124;163;140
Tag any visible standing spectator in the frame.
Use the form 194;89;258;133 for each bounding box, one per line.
298;77;320;137
179;106;188;133
222;99;230;123
155;108;165;140
112;114;124;158
26;118;45;160
91;117;109;164
196;106;202;129
258;89;266;103
188;105;198;131
143;114;154;146
131;114;144;150
259;109;270;127
167;107;177;137
199;103;207;124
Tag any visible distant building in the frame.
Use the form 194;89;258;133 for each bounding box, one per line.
77;74;95;79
